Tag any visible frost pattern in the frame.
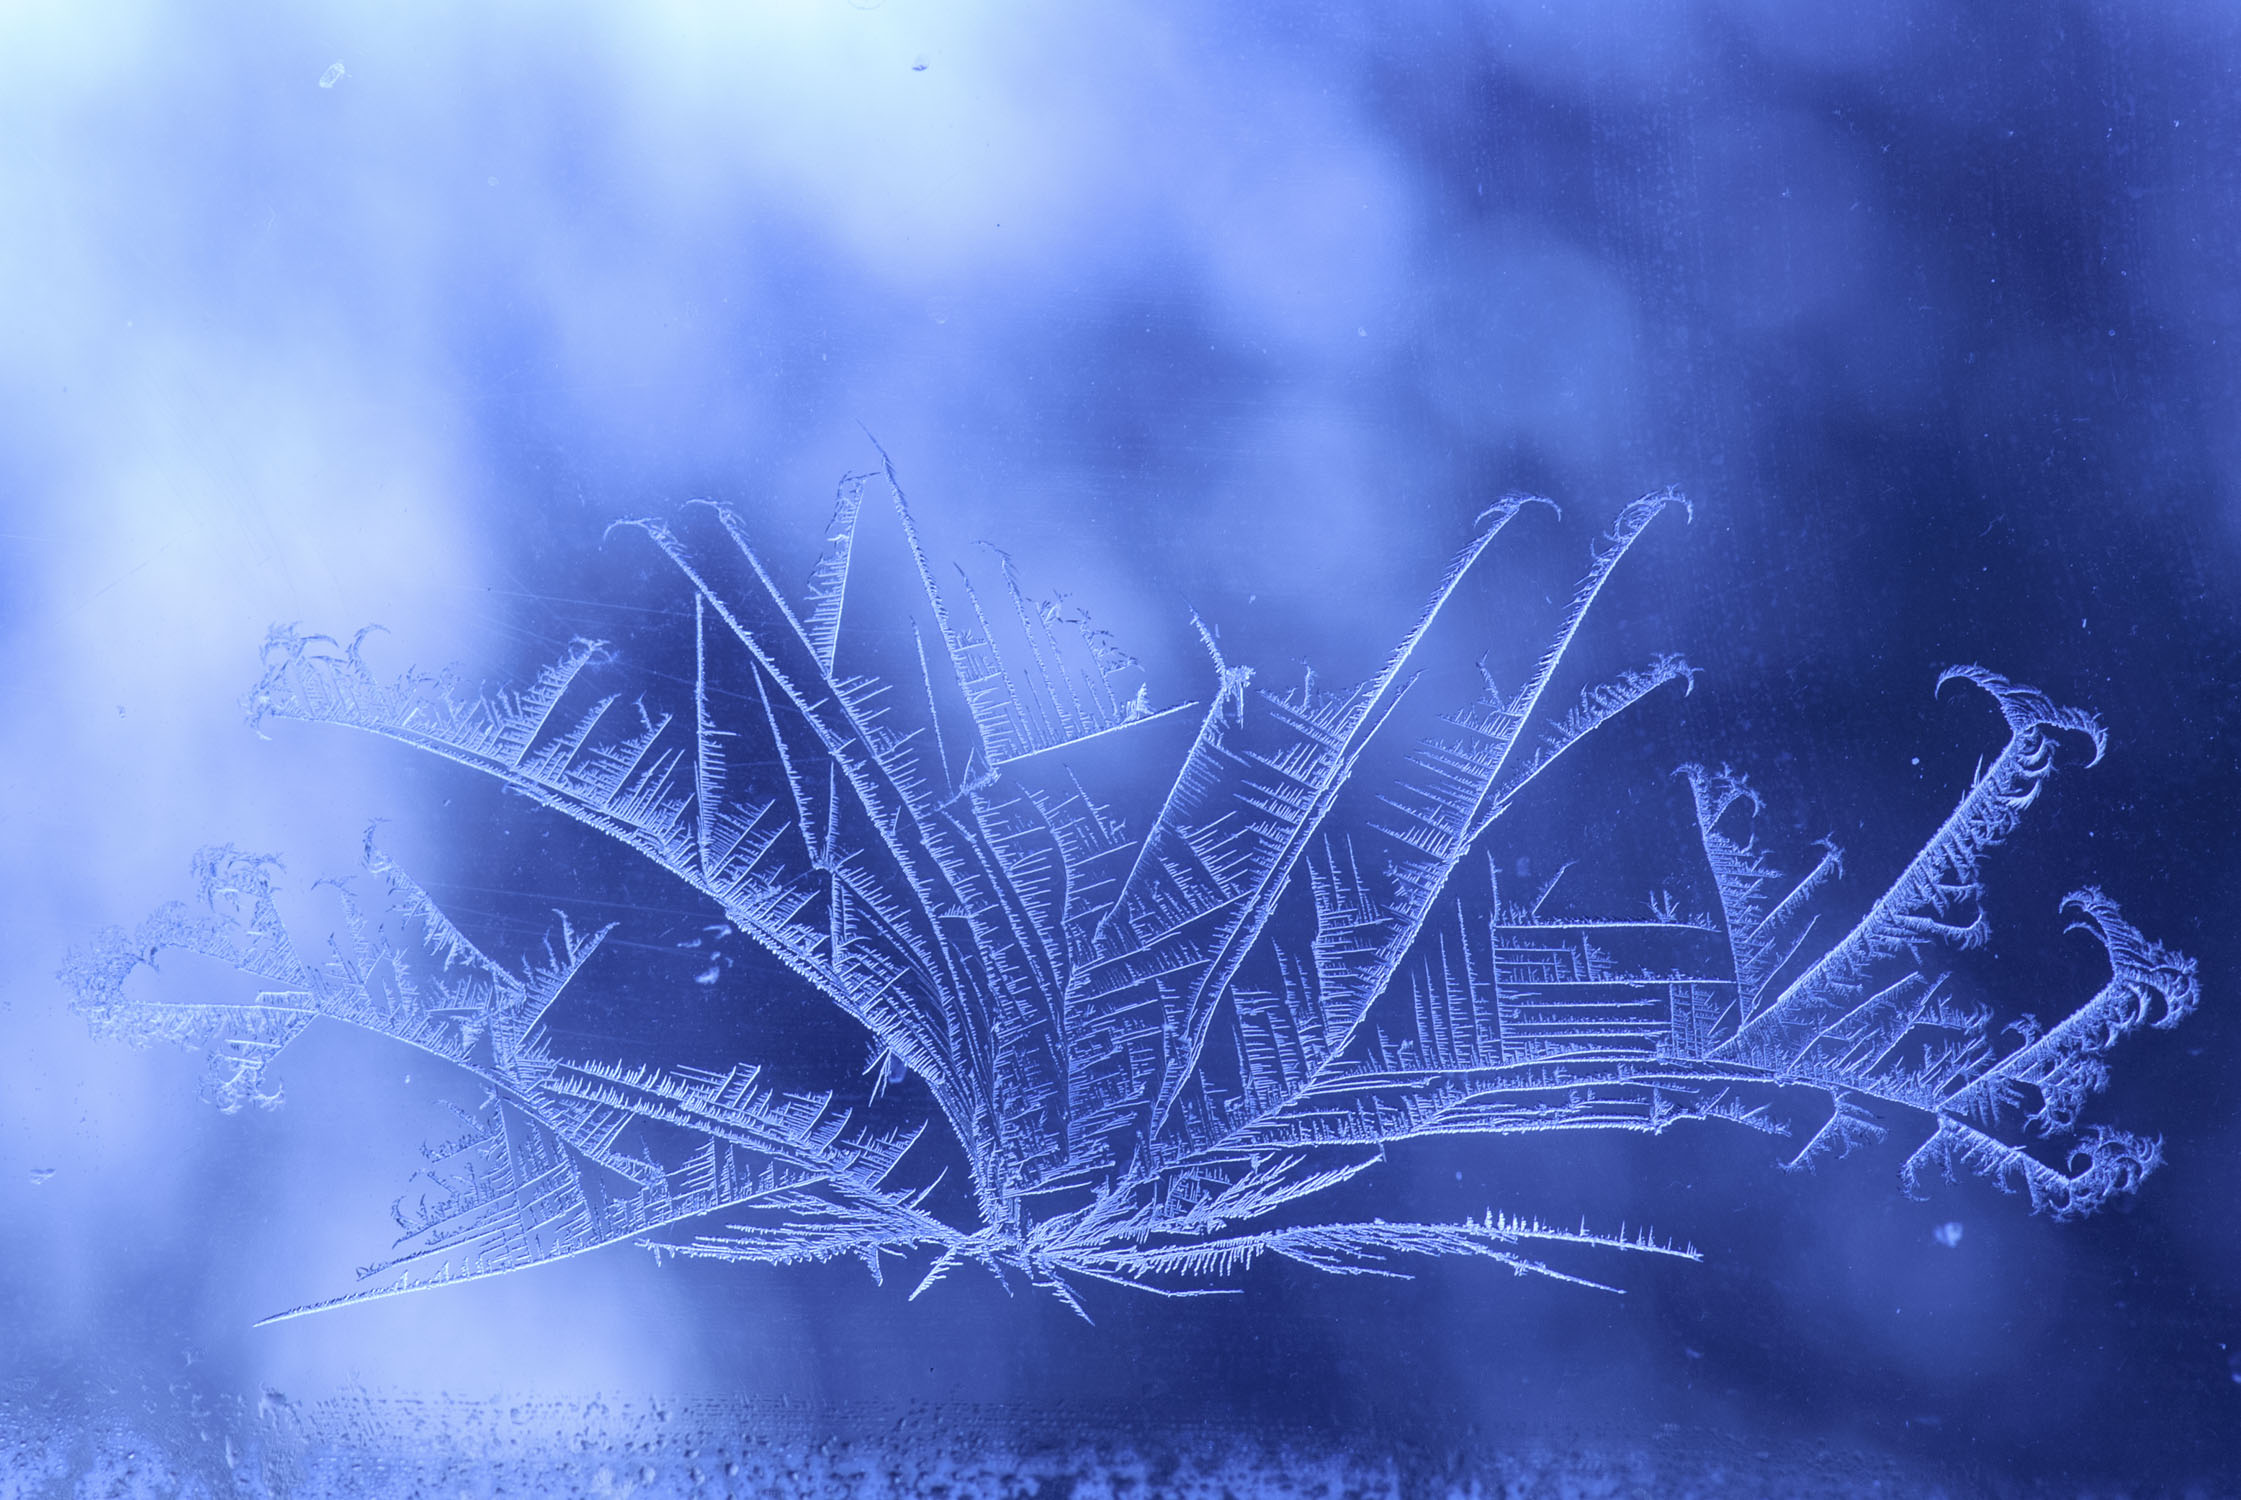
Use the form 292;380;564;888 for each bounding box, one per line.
65;470;2198;1319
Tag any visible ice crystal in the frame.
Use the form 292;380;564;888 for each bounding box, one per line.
64;467;2197;1319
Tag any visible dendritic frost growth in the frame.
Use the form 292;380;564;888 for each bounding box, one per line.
66;469;2198;1319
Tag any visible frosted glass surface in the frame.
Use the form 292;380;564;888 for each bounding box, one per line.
2;4;2235;1493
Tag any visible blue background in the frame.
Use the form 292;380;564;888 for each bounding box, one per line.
1;1;2236;1491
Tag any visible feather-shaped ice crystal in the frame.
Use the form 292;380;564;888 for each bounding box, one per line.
65;467;2197;1319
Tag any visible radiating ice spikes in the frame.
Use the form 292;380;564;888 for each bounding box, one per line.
74;472;2194;1317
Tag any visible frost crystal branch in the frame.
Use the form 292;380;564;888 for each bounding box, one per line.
66;468;2198;1319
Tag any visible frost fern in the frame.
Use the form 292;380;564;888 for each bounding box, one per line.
65;468;2197;1320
